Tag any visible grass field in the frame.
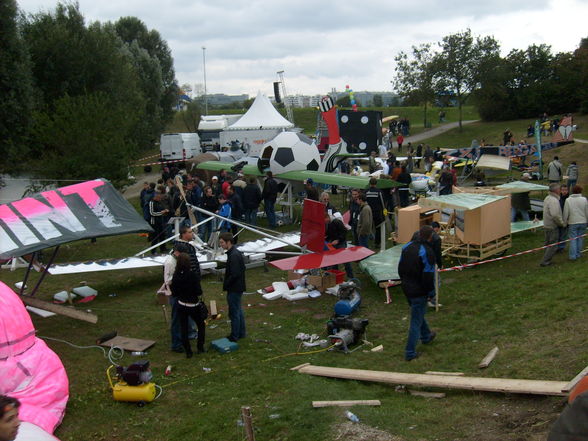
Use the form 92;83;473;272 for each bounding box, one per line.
167;105;480;136
2;184;587;440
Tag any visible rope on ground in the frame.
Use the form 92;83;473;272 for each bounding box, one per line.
439;232;588;273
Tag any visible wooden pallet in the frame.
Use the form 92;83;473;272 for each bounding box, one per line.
443;234;512;261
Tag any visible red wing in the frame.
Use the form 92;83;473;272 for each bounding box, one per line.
300;199;326;253
269;246;374;271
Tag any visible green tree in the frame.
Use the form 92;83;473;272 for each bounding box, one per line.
336;95;351;107
114;17;179;126
394;43;436;127
433;29;500;130
32;93;138;184
181;100;201;133
0;0;34;171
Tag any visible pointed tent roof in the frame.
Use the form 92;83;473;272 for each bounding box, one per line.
227;92;294;130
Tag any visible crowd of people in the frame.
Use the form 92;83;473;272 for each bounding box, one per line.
139;166;282;252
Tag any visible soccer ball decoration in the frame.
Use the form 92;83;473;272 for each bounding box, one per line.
261;132;321;175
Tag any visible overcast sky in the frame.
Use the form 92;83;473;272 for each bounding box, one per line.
17;0;588;97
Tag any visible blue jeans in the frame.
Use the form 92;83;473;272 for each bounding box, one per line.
170;297;197;350
569;223;586;260
405;296;433;359
511;207;530;222
358;235;370;248
265;199;276;228
227;291;246;340
244;208;258;226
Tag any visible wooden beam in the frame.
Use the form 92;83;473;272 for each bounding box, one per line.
312;400;381;408
425;371;465;376
479;347;499;369
19;296;98;324
562;365;588;393
297;365;568;396
408;390;446;399
290;362;310;371
241;406;255;441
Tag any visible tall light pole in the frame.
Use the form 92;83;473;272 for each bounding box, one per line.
202;46;208;115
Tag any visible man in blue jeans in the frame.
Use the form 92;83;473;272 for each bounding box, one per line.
398;225;437;361
219;232;246;342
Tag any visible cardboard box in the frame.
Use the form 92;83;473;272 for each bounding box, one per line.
307;273;336;292
288;270;305;280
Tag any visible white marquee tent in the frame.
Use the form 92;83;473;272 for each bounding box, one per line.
227;92;294;130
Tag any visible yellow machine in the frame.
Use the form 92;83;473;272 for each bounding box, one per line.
107;362;157;406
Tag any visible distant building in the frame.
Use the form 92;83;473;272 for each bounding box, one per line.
333;91;399;107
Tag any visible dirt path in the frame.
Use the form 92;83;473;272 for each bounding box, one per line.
391;120;478;147
122;171;162;200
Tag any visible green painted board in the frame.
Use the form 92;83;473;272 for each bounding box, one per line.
511;220;544;234
196;161;263;176
419;193;507;211
359;244;404;283
277;170;402;189
496;181;549;193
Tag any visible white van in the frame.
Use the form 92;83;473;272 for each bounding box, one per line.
160;133;201;161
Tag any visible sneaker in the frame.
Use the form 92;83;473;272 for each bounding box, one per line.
405;352;420;361
423;331;437;344
540;262;552;267
427;301;443;308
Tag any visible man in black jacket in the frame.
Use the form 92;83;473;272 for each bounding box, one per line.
227;185;243;243
398;225;437;361
220;232;246;342
242;177;262;226
262;171;278;228
326;212;354;278
366;178;385;246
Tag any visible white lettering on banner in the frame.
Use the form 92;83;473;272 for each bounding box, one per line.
60;180;121;228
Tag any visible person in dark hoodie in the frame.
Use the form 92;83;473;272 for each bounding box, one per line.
398;225;437;361
171;252;206;358
242;177;262;226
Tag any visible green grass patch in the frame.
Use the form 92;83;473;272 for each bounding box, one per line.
2;191;586;441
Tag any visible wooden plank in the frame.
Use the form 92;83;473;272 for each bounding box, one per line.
210;300;218;317
425;371;465;376
479;347;499;369
408;390;446;399
562;365;588;393
312;400;381;408
100;336;155;352
290;362;310;371
20;295;98;323
297;365;568;396
371;345;384;352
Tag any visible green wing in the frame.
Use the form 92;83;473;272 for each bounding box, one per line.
196;161;264;177
276;170;402;189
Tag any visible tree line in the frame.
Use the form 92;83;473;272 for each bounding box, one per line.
394;29;588;127
0;1;178;184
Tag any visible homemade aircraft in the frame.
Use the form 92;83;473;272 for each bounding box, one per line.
267;198;374;271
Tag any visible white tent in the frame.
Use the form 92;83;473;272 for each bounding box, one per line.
227;92;294;130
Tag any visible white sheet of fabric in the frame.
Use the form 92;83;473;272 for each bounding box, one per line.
14;422;59;441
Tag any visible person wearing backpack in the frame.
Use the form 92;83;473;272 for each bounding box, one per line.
547;156;563;183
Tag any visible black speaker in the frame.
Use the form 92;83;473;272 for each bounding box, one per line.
273;82;281;103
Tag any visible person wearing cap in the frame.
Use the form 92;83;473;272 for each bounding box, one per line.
0;396;20;441
210;176;222;198
325;211;354;278
305;178;319;201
